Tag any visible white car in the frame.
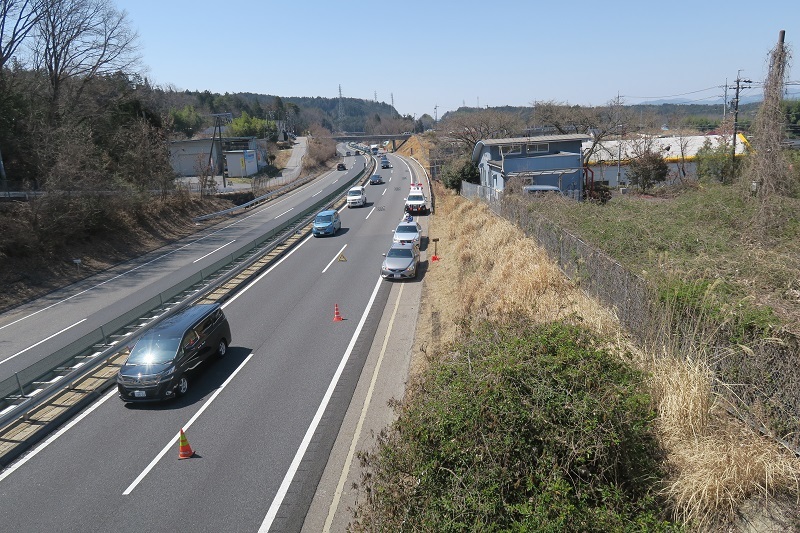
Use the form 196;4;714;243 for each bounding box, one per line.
346;186;367;207
393;221;422;245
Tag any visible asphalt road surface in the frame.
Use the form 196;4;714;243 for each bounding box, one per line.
0;152;428;533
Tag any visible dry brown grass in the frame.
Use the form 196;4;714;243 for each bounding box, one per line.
413;187;619;375
414;182;800;530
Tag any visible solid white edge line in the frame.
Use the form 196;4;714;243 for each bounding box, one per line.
0;388;117;482
322;283;404;531
322;244;347;274
223;234;312;307
123;351;256;495
0;319;88;366
258;277;383;533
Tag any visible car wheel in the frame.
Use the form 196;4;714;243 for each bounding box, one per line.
176;375;189;396
217;339;228;358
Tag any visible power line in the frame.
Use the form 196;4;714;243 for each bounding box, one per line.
623;85;723;99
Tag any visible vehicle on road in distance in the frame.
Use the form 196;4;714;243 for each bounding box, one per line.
392;220;422;245
346;185;367;207
381;159;391;169
369;174;383;185
404;191;428;215
345;151;351;156
312;209;341;236
337;163;346;171
370;144;379;155
117;303;231;402
381;242;420;280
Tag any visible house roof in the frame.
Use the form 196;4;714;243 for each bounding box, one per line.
472;134;591;161
478;134;592;146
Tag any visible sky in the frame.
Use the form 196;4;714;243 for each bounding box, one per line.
113;0;799;119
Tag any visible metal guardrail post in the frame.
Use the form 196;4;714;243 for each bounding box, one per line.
15;373;25;398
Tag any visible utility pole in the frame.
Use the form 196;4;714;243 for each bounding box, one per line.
434;104;438;123
337;84;344;132
730;71;752;180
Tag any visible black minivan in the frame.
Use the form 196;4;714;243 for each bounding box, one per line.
117;303;231;402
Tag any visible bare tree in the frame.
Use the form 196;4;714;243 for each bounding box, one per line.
438;109;523;155
0;0;43;70
534;97;634;166
32;0;140;121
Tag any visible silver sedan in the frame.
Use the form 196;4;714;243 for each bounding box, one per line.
381;243;420;279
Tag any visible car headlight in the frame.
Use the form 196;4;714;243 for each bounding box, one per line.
403;263;416;273
158;366;176;382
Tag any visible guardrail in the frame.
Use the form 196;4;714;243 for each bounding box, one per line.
0;158;375;434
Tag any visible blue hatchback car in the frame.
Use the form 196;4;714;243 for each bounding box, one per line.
312;209;341;236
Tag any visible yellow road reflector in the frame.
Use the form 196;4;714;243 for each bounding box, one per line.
338;253;347;262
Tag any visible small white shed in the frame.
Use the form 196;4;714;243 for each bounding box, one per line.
225;150;258;177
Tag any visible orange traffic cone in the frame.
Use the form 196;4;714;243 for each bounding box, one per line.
333;304;343;322
178;429;195;459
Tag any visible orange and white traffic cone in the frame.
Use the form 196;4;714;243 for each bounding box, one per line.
178;429;195;459
333;304;343;322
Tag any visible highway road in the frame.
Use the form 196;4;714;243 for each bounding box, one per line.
0;151;428;532
0;148;364;385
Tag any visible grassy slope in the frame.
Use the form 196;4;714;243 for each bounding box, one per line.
527;182;800;335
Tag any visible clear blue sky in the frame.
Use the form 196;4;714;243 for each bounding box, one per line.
114;0;798;119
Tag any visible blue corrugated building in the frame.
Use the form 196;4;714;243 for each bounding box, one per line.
471;134;590;199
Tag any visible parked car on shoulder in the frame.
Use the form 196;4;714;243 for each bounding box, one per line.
393;220;422;245
312;209;341;236
346;185;367;207
381;242;420;280
117;304;231;402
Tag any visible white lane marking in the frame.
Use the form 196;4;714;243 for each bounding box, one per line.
381;188;387;196
323;283;404;531
332;179;339;184
0;388;117;483
0;172;339;333
123;351;256;495
322;245;347;274
388;176;392;182
224;235;313;307
192;240;235;264
275;208;293;219
312;190;322;197
259;277;383;532
365;207;376;220
0;319;88;366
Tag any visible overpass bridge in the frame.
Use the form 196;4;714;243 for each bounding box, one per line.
329;133;412;151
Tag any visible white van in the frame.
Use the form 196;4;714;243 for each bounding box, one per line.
347;186;367;207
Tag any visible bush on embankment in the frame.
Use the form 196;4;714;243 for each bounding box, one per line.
351;320;679;532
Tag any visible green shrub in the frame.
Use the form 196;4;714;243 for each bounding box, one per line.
352;321;678;532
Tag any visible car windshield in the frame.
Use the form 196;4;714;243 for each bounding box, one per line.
348;190;361;196
127;334;181;365
408;195;424;202
396;225;417;233
387;248;413;258
315;215;333;223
